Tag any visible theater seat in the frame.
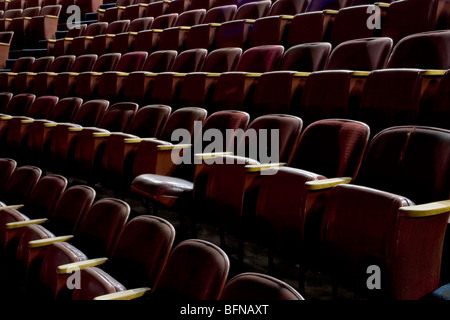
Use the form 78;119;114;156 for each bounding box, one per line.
3;95;59;159
0;57;35;92
320;182;450;300
325;37;393;71
100;105;172;196
71;102;139;183
121;50;178;105
25;97;83;168
0;174;67;260
47;99;110;175
95;51;148;103
210;45;285;113
130;110;249;222
95;239;229;300
386;30;450;69
69;215;175;300
52;54;98;98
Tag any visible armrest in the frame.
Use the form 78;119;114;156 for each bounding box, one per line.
93;132;111;138
57;257;108;274
94;287;151;300
0;204;24;211
21;119;34;124
28;235;74;249
194;152;234;160
157;144;192;151
246;163;286;173
375;2;391;8
305;177;352;191
124;137;156;144
399;200;450;218
6;218;48;230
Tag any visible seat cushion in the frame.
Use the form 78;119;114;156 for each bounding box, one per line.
131;174;194;199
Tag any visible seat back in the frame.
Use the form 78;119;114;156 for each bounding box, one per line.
48;97;83;123
69;54;98;73
0;158;16;193
357;69;424;135
97;102;138;132
289;119;370;179
170;48;208;73
221;272;305;300
355;125;450;204
113;51;148;72
4;93;35;116
45;185;96;235
71;198;130;257
278;42;332;72
325;37;393;71
1;165;41;204
92;53;121;72
25;95;59;119
201;47;242;73
22;174;67;219
71;99;110;127
235;45;284;72
203;4;237;23
141;50;178;72
126;104;172;138
104;215;176;289
381;0;438;45
152;239;230;300
386;30;450;69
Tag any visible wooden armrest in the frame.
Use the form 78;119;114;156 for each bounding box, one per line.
0;204;24;211
85;36;94;40
98;8;105;12
293;72;310;78
324;9;338;14
124;137;156;144
422;70;446;78
93;132;111;138
44;15;59;19
57;257;108;274
245;73;262;78
209;22;221;27
244;19;256;23
28;235;74;249
21;119;34;124
44;122;57;127
1;115;12;120
399;200;450;218
194;152;234;160
6;218;48;230
352;71;371;77
94;287;151;300
68;127;83;132
305;177;352;191
6;72;18;76
376;2;391;8
246;163;286;173
280;15;294;20
157;144;192;151
205;72;221;78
